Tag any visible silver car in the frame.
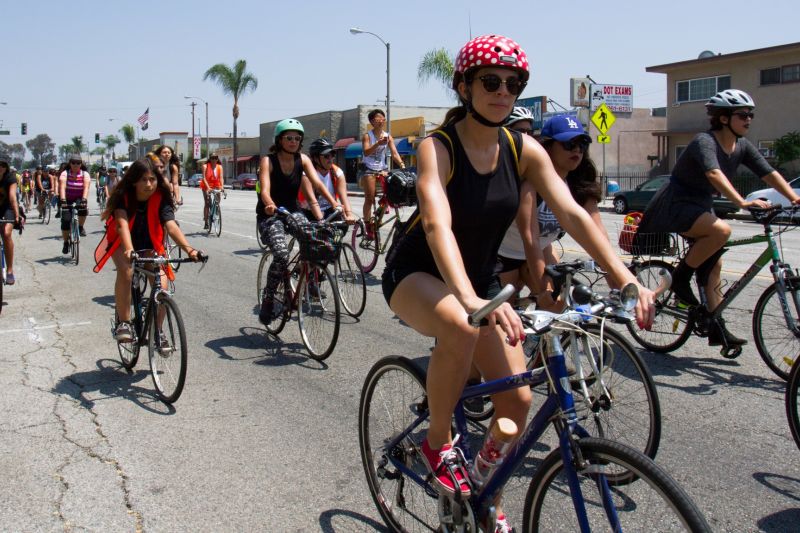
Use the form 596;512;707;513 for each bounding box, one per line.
744;176;800;205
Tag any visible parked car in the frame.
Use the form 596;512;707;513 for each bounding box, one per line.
187;173;203;187
612;175;739;218
232;173;257;190
744;176;800;205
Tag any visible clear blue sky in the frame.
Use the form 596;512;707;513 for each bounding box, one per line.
3;0;797;155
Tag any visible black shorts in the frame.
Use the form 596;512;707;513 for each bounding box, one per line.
382;266;501;305
495;255;525;275
60;203;88;231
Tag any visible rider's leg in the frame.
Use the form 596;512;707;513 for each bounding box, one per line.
362;174;376;228
2;223;13;276
696;250;747;346
202;190;210;227
674;213;730;305
111;247;133;322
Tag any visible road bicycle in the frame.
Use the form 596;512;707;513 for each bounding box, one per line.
38;191;52;225
464;260;662;463
97;185;107;212
351;172;415;273
114;250;208;403
63;201;83;265
0;218;23;316
257;208;342;361
359;274;709;532
628;205;800;380
206;189;223;237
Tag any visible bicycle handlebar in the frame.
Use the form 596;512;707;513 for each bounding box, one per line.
468;284;517;327
130;251;208;264
0;219;23;235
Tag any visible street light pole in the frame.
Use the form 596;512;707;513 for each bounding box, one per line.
349;27;391;167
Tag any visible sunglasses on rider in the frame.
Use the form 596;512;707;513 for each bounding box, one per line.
477;74;527;96
731;111;755;120
321;154;335;160
282;135;302;142
559;139;590;153
70;160;82;165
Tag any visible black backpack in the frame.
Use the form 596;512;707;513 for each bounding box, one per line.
385;170;418;207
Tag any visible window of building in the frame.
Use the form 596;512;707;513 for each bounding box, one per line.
760;67;781;85
675;145;687;161
783;64;800;83
758;140;775;158
675;75;731;103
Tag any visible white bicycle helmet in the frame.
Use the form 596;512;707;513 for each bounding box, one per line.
706;89;755;110
505;106;535;126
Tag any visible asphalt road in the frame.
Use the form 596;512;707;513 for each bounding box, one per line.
1;187;799;532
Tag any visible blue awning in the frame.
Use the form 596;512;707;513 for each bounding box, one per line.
394;137;414;155
344;142;362;159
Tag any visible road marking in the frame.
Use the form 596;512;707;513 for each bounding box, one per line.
0;320;92;335
179;220;255;240
27;317;42;343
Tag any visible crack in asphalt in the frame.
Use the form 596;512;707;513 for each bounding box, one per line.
15;257;145;532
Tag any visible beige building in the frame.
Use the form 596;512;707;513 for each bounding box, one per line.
647;41;800;171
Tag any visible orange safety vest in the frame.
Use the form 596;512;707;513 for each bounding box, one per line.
201;163;222;190
92;189;174;280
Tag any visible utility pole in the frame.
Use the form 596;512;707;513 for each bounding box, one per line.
189;101;197;141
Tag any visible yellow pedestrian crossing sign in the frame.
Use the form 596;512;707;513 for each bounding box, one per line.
591;103;616;134
597;135;611;144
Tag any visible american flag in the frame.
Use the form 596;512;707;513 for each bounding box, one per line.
138;107;149;131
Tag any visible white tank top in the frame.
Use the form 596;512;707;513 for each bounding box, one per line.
497;200;563;260
362;130;388;171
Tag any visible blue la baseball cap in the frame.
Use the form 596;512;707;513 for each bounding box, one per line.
541;114;591;143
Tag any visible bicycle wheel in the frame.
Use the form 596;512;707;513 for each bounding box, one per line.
297;263;341;360
72;222;80;266
335;243;367;317
206;201;214;235
0;276;4;317
43;199;51;225
787;358;800;450
116;287;141;370
256;220;268;250
165;235;183;273
359;356;439;532
561;324;662;467
351;219;380;273
626;260;692;352
148;293;188;403
522;437;712;533
256;251;272;304
753;279;800;380
213;203;222;237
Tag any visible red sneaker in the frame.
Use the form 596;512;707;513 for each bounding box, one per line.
420;439;471;496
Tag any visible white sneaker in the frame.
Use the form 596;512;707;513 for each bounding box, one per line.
114;322;134;343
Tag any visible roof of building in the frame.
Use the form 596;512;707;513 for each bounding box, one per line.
646;41;800;73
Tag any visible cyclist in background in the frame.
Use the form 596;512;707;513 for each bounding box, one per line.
58;156;90;254
359;108;405;236
381;35;654;532
96;167;108;206
36;166;54;219
0;160;20;285
497;112;605;311
20;170;33;212
107;167;120;191
154;145;182;205
256;119;339;324
201;153;223;229
636;89;800;347
93;157;202;342
299;138;356;224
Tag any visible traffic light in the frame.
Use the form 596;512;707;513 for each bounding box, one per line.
95;133;100;143
21;123;27;135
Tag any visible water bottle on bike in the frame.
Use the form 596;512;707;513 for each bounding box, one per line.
470;417;518;489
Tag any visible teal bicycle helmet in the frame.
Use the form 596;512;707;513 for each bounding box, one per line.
274;118;304;142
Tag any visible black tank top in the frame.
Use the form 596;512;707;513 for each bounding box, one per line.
387;123;522;291
256;153;303;216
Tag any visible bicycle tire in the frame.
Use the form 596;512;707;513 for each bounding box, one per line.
787;358;800;450
522;437;712;533
297;263;340;360
626;260;692;352
116;286;141;370
206;200;214;235
561;324;662;468
256;251;272;304
43;199;51;225
351;219;379;273
0;275;4;317
256;220;268;250
213;203;222;237
148;293;188;403
165;235;183;273
335;243;367;317
359;356;439;532
753;279;800;381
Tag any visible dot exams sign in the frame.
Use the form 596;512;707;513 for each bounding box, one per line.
590;84;633;113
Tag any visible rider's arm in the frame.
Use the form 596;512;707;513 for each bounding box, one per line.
361;132;382;156
165;220;200;260
58;173;67;202
114;208;135;257
200;163;210;190
387;135;406;168
332;166;355;221
82;171;90;201
299;175;323;220
516;181;552;298
8;182;19;220
582;197;610;241
258;156;277;215
520;135;654;327
760;170;800;205
301;154;338;209
706;169;751;208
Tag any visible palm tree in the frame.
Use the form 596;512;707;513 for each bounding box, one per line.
417;48;455;95
102;134;121;161
203;59;258;179
70;135;86;159
119;124;136;159
91;146;107;166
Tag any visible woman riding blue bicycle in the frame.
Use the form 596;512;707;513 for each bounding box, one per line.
636;89;800;348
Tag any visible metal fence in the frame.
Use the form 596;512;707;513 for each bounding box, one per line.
601;172;766;198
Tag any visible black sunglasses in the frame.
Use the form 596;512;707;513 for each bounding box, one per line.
70;160;82;165
477;74;527;96
559;139;590;153
732;111;755;120
514;127;534;136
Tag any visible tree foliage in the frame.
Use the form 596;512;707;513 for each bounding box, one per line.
774;130;800;169
417;48;455;95
119;124;136;144
0;141;27;168
25;133;56;165
204;59;258;178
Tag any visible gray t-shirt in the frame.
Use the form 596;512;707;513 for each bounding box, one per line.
671;131;773;197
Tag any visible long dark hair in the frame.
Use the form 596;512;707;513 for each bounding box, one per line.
541;139;602;205
154;144;181;171
0;160;8;178
102;157;172;221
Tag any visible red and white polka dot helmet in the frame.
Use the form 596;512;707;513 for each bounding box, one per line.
454;34;529;81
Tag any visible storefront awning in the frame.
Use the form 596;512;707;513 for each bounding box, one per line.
235;155;259;163
344;142;362;159
394;137;415;155
333;137;356;149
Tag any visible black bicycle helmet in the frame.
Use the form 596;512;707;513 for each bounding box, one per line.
310;138;334;156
